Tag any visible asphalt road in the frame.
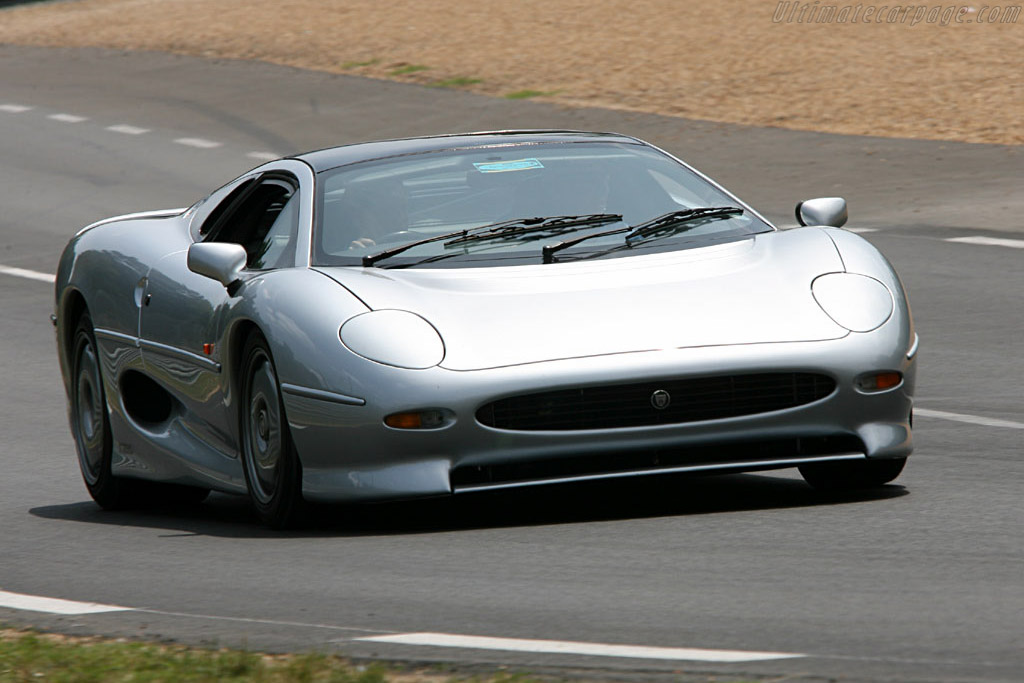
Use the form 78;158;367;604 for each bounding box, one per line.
1;45;1022;683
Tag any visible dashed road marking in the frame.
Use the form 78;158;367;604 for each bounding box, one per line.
247;151;279;161
846;227;878;233
1;101;268;159
946;236;1024;249
0;265;56;283
915;408;1024;429
175;137;223;149
0;590;128;615
47;113;88;123
106;124;150;135
356;633;804;663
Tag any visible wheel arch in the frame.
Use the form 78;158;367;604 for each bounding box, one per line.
58;288;90;392
233;320;308;527
226;318;263;414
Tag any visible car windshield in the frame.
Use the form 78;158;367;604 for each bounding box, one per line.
314;141;772;268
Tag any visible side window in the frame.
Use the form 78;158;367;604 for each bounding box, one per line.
193;176;258;240
206;176;299;270
249;192;299;270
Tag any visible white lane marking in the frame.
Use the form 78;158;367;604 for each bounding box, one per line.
846;227;878;233
7;104;276;162
0;265;56;283
0;590;128;615
947;236;1024;249
138;609;394;634
356;633;803;663
175;137;222;149
915;408;1024;429
48;113;88;123
106;124;150;135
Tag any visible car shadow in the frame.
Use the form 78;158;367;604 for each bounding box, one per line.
30;471;908;539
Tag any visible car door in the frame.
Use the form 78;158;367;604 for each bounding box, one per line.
138;171;301;459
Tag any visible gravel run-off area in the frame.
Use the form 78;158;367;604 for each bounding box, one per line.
1;0;1021;145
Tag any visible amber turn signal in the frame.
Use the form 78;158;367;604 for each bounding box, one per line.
875;372;902;390
856;371;902;392
384;409;452;430
385;413;423;429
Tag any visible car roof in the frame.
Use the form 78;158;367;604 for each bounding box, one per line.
294;130;644;173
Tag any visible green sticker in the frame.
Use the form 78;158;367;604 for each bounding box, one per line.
473;158;544;173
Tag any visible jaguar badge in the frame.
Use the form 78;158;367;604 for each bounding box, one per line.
651;389;671;410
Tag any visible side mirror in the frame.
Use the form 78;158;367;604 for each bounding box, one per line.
795;197;848;228
187;242;247;287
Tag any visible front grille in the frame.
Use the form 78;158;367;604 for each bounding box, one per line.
476;372;836;431
450;435;865;489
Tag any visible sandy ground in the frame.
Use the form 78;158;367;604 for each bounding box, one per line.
0;0;1021;145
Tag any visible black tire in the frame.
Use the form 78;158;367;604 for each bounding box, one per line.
239;331;305;528
799;457;907;491
70;313;130;509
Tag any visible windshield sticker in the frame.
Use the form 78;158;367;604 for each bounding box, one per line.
473;158;544;173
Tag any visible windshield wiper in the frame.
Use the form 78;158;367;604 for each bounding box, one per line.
362;228;469;267
541;226;632;263
624;206;744;246
444;213;623;247
362;214;624;267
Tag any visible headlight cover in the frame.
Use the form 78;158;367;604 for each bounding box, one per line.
340;310;445;369
811;273;894;332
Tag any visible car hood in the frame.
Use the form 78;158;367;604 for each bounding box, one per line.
316;227;848;371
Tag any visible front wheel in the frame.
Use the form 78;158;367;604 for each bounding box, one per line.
239;332;305;528
799;457;907;491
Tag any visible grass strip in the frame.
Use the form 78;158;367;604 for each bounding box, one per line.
341;59;380;69
503;90;559;100
0;628;764;683
430;77;483;88
0;629;416;683
390;64;430;76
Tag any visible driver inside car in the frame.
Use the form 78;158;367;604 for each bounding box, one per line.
340;179;409;250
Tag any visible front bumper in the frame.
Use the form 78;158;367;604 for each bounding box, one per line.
285;333;916;503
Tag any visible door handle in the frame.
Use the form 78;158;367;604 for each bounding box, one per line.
133;277;148;308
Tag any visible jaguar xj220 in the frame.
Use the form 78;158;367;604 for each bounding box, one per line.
55;131;918;527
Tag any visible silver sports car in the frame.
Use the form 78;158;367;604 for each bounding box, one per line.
55;131;917;527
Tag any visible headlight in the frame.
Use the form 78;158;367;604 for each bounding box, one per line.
340;310;445;369
811;273;893;332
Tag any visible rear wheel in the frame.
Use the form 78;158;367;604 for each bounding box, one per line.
239;332;305;528
71;313;211;508
799;457;907;491
70;313;129;509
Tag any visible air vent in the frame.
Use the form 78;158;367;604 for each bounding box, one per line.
120;371;176;425
477;373;836;431
451;435;864;489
